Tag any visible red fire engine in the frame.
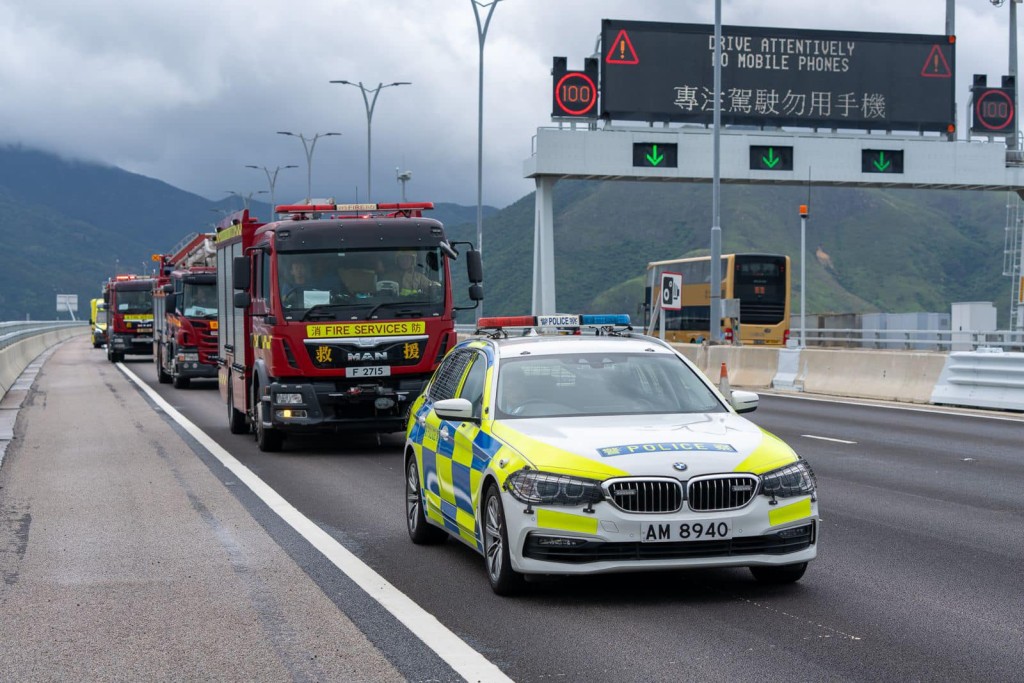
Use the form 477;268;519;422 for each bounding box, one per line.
216;202;482;451
152;232;219;388
103;274;156;363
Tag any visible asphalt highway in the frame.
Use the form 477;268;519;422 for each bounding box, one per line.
5;337;1024;682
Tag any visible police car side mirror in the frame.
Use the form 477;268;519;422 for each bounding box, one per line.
433;398;478;424
730;390;759;414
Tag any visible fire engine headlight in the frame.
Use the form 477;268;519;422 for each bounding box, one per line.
177;352;199;362
760;460;816;498
275;393;304;405
504;469;604;507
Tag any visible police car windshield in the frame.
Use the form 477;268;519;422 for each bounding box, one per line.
495;352;726;419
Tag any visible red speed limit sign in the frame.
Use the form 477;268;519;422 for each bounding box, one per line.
552;57;598;118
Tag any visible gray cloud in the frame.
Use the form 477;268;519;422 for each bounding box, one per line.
0;0;1011;208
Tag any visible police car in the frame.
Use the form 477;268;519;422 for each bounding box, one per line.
404;314;818;595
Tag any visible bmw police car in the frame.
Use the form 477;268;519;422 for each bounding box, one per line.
404;314;818;595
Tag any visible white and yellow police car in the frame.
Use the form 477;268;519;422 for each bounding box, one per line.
404;314;818;595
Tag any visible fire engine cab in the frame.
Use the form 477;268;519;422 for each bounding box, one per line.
216;202;482;451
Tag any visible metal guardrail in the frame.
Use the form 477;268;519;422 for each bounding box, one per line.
0;321;87;351
459;322;1023;352
799;328;1024;351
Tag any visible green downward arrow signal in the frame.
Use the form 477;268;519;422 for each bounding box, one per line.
646;145;665;166
873;151;891;172
762;148;780;168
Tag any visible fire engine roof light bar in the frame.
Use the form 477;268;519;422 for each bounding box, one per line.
273;202;435;214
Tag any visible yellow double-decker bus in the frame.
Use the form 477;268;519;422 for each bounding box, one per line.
645;253;791;345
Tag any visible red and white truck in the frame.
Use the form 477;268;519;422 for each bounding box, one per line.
152;232;219;388
216;202;482;451
103;274;156;363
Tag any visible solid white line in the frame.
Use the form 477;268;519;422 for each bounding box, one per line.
117;363;512;683
801;434;857;445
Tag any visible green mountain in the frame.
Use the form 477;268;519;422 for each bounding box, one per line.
0;145;1014;326
0;146;496;321
448;181;1014;327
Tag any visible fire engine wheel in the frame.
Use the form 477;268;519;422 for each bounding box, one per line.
107;347;123;363
227;387;247;435
172;375;190;389
156;349;171;384
253;384;283;452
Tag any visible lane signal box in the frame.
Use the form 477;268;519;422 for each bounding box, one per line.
861;149;904;174
633;143;678;168
749;145;794;171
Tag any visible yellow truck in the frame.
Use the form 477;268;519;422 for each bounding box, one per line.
89;297;108;348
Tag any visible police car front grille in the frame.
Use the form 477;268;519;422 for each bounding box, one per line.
604;479;683;514
523;523;815;564
687;474;759;511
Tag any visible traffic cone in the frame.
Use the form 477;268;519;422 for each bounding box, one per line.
718;362;732;398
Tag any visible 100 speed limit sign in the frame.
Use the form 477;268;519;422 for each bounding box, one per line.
661;272;682;311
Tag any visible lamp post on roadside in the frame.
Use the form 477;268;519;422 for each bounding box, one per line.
709;0;723;343
225;190;267;212
799;204;809;348
276;131;341;203
329;80;411;202
471;0;505;321
245;164;298;220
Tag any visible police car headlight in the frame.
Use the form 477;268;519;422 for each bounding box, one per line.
505;470;604;507
275;393;304;405
760;460;816;498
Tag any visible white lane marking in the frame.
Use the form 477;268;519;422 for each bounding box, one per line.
801;434;857;445
118;363;512;683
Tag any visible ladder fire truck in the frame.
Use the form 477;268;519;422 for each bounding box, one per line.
216;202;482;451
103;274;156;363
152;232;219;388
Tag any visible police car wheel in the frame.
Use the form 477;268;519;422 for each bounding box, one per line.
405;456;446;545
749;562;808;585
482;484;524;596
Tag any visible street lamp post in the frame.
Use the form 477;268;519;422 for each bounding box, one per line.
225;190;267;212
471;0;503;321
276;131;341;203
327;80;407;202
709;0;723;344
245;164;298;220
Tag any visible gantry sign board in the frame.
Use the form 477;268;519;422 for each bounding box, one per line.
601;20;955;133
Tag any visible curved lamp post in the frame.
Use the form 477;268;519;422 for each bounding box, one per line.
329;80;411;202
276;131;341;203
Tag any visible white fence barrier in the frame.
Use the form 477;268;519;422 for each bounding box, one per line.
930;349;1024;411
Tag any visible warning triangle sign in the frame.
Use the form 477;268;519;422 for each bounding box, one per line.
606;29;639;65
920;45;952;78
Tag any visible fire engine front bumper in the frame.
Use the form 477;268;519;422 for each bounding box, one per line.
264;377;430;433
110;334;153;355
173;351;218;379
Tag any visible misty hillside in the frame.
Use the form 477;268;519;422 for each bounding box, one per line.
0;145;1015;326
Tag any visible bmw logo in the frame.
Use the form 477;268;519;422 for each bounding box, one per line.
672;462;688;472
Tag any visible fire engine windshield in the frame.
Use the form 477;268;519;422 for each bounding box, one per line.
183;283;218;318
278;248;445;321
114;290;152;314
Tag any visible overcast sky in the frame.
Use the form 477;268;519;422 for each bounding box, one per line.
0;0;1015;209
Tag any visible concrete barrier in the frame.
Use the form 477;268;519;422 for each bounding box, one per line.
0;326;88;396
672;343;781;389
798;348;947;404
